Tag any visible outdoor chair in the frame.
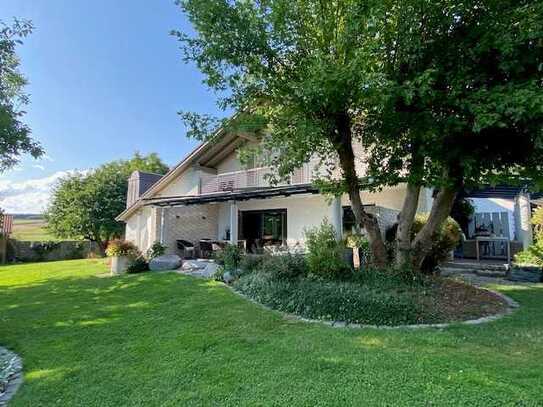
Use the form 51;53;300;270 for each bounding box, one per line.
176;239;195;259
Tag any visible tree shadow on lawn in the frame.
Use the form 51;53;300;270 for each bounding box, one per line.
1;265;542;406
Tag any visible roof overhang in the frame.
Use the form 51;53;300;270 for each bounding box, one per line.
142;184;319;208
116;116;252;222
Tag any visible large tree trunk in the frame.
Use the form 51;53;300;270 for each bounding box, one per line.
410;186;457;270
332;112;388;267
395;182;421;267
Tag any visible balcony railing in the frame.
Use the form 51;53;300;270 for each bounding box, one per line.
199;165;314;195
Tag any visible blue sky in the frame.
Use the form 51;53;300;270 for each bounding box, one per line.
0;0;222;213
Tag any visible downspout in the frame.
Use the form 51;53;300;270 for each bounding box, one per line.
160;207;165;245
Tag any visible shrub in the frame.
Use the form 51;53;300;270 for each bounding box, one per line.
514;242;543;266
531;206;543;239
513;208;543;266
412;215;461;273
126;255;149;273
215;243;242;271
259;253;308;280
146;241;167;259
239;254;267;273
232;271;422;326
305;220;351;279
105;240;138;257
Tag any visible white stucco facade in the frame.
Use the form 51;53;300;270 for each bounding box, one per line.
125;206;158;254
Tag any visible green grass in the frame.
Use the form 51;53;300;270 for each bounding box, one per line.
0;259;542;405
11;218;58;241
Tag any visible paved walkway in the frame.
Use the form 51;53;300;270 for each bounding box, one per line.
443;270;524;287
176;259;218;278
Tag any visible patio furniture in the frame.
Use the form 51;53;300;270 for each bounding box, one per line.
176;239;195;259
475;236;511;264
199;239;214;258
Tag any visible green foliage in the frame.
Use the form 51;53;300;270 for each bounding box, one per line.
514;207;543;266
45;153;168;247
450;198;475;235
531;206;543;239
146;241;167;260
514;246;543;267
239;254;267;274
105;240;138;258
412;215;461;273
258;253;308;281
0;19;43;171
214;243;242;271
305;221;351;280
126;255;149;274
233;270;421;326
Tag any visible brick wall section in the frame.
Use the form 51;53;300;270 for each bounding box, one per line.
160;205;219;255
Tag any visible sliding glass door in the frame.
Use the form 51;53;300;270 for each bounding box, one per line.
240;209;287;253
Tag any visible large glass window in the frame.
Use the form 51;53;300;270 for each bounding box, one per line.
240;209;287;253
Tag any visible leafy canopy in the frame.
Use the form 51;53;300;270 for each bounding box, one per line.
0;19;43;171
174;0;382;181
45;153;169;247
362;0;543;190
175;0;543;190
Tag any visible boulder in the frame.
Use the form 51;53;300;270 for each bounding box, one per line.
223;271;234;284
149;255;182;272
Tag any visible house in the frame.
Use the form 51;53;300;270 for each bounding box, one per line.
458;187;537;261
116;126;434;256
116;125;536;261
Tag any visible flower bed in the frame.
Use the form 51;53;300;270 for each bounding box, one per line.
231;265;509;326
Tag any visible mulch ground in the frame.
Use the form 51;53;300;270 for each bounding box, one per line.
419;278;509;322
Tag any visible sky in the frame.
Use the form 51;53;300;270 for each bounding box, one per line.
0;0;223;214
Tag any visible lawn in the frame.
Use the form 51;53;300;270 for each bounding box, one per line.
11;218;57;242
0;260;542;406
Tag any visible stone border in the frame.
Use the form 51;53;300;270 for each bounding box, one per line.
0;347;23;406
225;284;519;330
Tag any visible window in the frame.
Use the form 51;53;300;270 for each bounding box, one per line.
240;209;287;253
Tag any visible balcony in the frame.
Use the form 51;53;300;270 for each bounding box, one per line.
199;165;314;195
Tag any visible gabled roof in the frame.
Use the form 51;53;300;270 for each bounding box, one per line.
116;116;249;221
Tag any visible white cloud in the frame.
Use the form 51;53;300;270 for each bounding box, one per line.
32;164;46;170
0;170;86;214
42;155;54;162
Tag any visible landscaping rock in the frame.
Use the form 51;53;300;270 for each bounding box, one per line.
223;271;234;284
0;347;23;406
509;265;543;283
149;255;182;271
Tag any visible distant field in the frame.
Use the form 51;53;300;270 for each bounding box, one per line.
11;218;58;241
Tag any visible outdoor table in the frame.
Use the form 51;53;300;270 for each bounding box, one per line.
475;236;511;264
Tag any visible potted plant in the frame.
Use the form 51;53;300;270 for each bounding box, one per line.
344;233;369;270
106;240;138;275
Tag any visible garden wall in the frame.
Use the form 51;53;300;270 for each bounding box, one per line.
7;240;102;263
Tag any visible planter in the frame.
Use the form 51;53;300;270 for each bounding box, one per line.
110;256;129;275
509;265;543;283
343;248;365;270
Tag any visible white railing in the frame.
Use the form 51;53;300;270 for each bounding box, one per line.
199;165;314;195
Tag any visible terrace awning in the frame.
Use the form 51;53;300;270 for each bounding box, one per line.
142;184;319;207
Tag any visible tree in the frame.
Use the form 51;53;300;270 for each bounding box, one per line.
0;19;43;171
360;0;543;268
174;0;390;265
45;153;168;250
174;0;543;270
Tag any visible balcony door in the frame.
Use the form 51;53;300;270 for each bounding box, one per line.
240;209;287;253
